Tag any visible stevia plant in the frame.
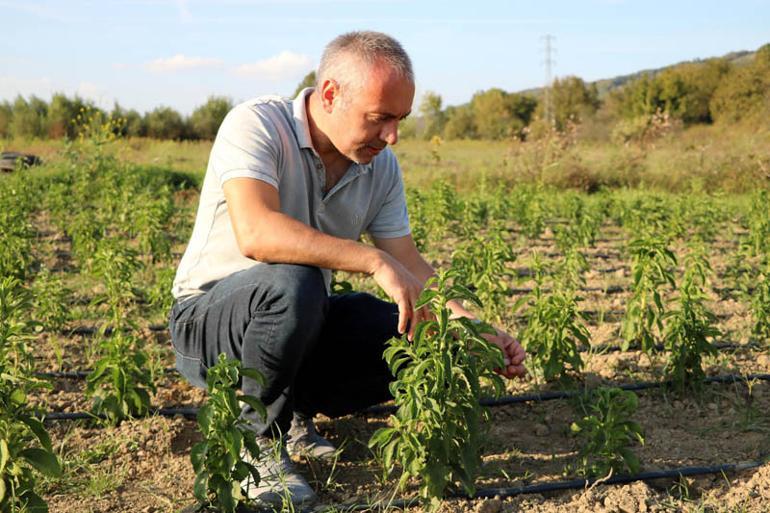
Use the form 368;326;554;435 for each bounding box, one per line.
750;260;770;343
510;185;546;239
0;278;62;512
85;333;157;426
30;266;71;334
622;234;677;354
368;270;505;509
143;265;177;316
663;247;720;393
520;287;587;383
745;190;770;257
569;387;644;478
423;180;461;240
191;354;266;513
450;224;516;322
90;236;142;330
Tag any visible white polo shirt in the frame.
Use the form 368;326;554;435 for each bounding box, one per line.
172;88;411;299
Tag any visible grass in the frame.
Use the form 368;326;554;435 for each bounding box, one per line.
2;116;768;194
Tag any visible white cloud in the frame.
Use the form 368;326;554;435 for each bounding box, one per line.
235;51;312;81
145;54;222;72
0;76;54;99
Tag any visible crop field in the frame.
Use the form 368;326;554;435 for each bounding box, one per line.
1;129;769;513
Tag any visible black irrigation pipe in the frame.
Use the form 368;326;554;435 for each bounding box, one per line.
364;373;770;415
307;459;768;512
63;324;168;336
39;373;770;422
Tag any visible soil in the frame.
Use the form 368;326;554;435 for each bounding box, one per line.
32;218;770;512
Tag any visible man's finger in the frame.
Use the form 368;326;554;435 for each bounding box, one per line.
397;300;409;335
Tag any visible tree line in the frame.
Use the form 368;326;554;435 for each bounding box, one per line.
408;43;769;141
1;43;767;142
0;95;233;141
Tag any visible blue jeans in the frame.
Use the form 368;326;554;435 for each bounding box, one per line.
168;264;399;437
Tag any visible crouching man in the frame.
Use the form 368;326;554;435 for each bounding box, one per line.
168;30;526;508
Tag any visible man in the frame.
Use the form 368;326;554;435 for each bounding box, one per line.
169;31;526;507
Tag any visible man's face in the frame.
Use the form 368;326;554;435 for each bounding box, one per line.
324;62;415;165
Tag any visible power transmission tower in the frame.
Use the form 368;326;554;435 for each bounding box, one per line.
541;34;556;126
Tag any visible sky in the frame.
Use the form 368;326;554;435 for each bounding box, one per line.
1;0;769;115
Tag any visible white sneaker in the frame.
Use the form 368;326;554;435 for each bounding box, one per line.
240;437;317;509
286;412;338;461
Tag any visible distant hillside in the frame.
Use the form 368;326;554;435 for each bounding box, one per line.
519;48;758;99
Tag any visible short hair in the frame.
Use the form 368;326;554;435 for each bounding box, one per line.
316;31;414;98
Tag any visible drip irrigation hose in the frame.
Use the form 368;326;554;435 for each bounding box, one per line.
39;373;770;422
365;373;770;415
307;459;768;512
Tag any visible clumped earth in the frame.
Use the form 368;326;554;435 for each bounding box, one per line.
36;220;770;513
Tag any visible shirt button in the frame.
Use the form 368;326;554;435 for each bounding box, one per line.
318;204;325;214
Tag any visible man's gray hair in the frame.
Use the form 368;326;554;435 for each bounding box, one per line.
316;31;414;96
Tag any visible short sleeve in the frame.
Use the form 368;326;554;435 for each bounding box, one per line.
208;103;280;189
366;155;411;239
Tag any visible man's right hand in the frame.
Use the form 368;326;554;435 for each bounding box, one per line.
370;251;428;341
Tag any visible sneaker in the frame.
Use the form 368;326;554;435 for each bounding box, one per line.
286;412;338;461
240;437;317;509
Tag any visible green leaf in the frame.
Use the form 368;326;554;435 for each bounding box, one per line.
240;367;265;386
191;442;207;470
19;415;52;451
19;448;61;477
193;471;209;503
0;440;8;474
237;395;267;422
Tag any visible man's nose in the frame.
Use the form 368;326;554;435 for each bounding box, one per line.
381;120;399;146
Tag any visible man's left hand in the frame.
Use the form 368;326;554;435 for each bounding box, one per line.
482;327;527;379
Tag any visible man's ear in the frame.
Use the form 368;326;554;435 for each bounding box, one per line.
320;78;339;113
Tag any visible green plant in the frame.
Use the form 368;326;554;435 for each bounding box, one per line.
85;333;157;425
423;181;460;240
570;387;644;478
622;235;677;354
750;260;770;342
90;237;142;330
0;278;62;512
663;248;720;392
191;354;266;513
30;267;71;333
510;186;546;239
744;190;770;257
451;224;516;321
553;194;603;250
520;287;587;382
368;270;505;509
144;265;176;315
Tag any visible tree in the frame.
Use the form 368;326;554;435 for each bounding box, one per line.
293;71;317;97
443;105;476;140
710;47;770;123
189;96;233;140
110;103;146;137
544;76;600;130
47;93;93;139
0;100;11;138
9;95;48;138
145;106;186;140
418;91;445;140
470;88;536;140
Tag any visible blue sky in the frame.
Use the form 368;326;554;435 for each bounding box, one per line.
1;0;768;114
